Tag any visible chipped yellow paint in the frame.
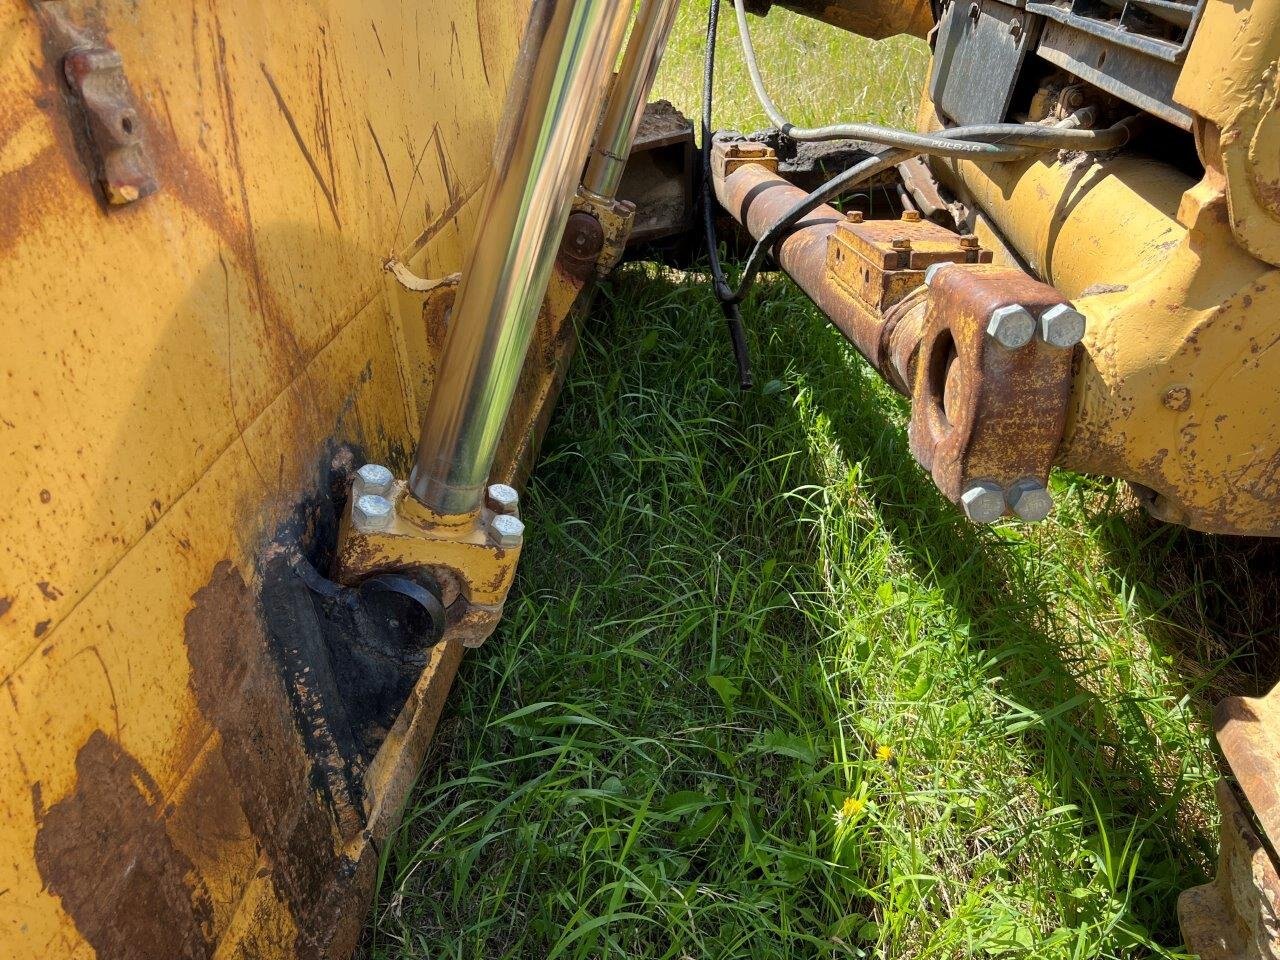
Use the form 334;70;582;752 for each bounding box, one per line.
1176;0;1280;268
0;1;551;957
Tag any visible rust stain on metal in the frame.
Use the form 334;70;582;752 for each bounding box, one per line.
1180;779;1280;960
1163;385;1193;412
62;44;158;204
34;731;216;960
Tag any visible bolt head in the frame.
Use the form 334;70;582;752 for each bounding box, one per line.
355;463;394;497
489;513;525;549
564;212;604;262
901;210;922;223
959;234;980;250
353;494;394;531
960;482;1006;524
891;237;912;251
1040;303;1086;348
486;482;520;515
925;262;952;287
987;304;1036;349
1006;479;1054;522
845;210;864;223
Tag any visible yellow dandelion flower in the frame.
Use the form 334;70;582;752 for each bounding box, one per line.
876;745;895;763
841;796;865;818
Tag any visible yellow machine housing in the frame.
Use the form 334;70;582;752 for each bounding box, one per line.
0;1;563;957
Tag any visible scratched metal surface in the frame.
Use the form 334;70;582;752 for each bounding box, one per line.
0;1;532;956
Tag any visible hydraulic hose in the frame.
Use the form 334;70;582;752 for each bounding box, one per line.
702;0;753;388
714;147;910;304
730;0;1132;158
715;0;1135;306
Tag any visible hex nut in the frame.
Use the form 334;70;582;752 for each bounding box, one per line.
901;209;922;223
960;482;1006;524
986;304;1036;349
1006;479;1054;522
489;513;525;549
1040;303;1086;348
486;482;520;515
355;463;394;497
353;494;394;531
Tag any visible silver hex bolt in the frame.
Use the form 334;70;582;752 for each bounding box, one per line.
353;494;394;531
1007;479;1054;522
355;463;394;497
485;483;520;516
986;305;1036;349
960;482;1006;524
489;513;525;549
1040;303;1086;348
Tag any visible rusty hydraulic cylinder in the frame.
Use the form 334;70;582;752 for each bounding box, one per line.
410;0;631;515
712;151;908;382
582;0;681;201
711;144;1077;526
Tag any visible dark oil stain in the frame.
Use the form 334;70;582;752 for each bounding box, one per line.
36;581;62;601
0;597;11;618
184;561;344;960
33;619;50;637
33;730;216;960
259;63;341;230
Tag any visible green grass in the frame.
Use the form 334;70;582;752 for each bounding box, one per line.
652;2;928;129
363;6;1279;958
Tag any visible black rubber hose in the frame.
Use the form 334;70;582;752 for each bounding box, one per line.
702;0;752;390
731;0;1132;156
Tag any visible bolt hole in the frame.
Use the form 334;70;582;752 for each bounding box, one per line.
925;329;959;434
120;114;135;135
1097;49;1107;67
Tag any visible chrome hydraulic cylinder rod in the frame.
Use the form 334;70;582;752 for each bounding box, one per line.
410;0;632;514
581;0;681;200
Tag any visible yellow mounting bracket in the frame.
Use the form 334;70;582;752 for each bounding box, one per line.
334;469;523;648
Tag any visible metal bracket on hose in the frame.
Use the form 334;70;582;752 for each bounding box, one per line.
333;464;524;648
